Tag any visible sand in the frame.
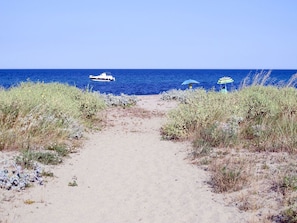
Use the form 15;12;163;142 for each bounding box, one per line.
0;95;248;223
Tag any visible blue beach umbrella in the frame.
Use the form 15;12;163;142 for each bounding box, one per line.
182;79;199;89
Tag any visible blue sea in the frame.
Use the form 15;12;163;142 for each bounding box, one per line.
0;69;297;95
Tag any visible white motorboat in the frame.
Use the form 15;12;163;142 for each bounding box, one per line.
89;72;115;82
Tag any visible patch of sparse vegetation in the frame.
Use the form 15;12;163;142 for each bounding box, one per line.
162;71;297;221
68;176;78;187
68;180;78;187
160;89;197;103
24;199;35;205
47;143;70;157
209;156;251;193
16;149;62;169
101;93;138;107
42;170;54;177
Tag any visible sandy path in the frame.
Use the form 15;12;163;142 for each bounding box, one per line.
1;95;247;223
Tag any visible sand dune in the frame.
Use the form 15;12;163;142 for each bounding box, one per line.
1;95;248;223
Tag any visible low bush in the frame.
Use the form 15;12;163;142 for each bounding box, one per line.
160;89;195;103
101;93;138;107
162;85;297;153
0;81;106;151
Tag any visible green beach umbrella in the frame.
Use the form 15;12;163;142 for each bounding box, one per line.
217;76;234;93
217;76;234;84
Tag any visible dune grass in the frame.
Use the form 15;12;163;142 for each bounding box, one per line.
162;77;297;153
161;71;297;222
0;81;106;152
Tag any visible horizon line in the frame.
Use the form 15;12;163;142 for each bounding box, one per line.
1;68;296;70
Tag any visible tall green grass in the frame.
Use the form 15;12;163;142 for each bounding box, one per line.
162;72;297;153
0;82;106;151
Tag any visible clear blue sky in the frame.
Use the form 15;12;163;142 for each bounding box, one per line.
0;0;296;69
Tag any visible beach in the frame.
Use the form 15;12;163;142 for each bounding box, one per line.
0;95;248;223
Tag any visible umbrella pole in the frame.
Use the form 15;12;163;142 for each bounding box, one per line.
220;84;227;93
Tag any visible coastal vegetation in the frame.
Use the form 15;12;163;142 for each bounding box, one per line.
0;82;138;165
101;93;138;107
0;83;138;191
161;71;297;222
2;71;297;221
0;82;106;154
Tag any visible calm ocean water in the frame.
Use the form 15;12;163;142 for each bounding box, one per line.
0;69;297;95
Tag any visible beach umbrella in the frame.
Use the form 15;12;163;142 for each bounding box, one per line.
217;76;234;93
182;79;199;89
217;76;234;84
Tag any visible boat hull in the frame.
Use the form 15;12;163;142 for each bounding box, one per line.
89;78;115;82
89;72;115;82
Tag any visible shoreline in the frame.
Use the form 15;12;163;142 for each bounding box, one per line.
1;69;296;96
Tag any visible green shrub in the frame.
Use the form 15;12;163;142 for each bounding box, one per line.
162;84;297;153
0;81;106;151
162;89;241;142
